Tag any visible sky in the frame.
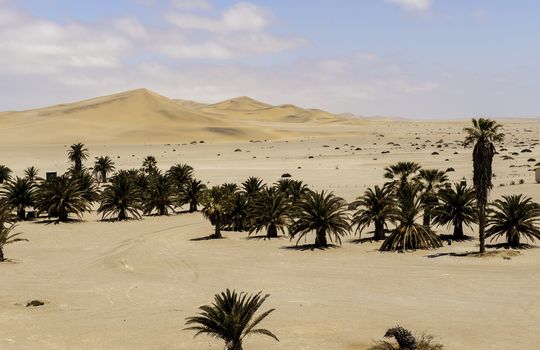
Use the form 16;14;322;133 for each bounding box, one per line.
0;0;539;118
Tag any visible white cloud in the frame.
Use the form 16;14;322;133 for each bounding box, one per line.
172;0;213;10
167;2;269;32
387;0;432;11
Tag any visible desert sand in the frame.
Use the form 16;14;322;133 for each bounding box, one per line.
1;91;540;350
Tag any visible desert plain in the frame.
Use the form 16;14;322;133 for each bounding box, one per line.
1;89;540;350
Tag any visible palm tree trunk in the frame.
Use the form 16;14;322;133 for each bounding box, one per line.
17;206;26;221
315;228;327;247
423;210;431;228
189;201;197;212
478;205;486;253
510;234;520;248
374;220;385;241
59;209;68;222
453;220;464;240
0;247;4;261
227;341;243;350
214;217;222;238
119;208;126;221
101;170;107;183
268;224;278;238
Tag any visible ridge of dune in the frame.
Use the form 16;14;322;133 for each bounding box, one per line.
0;89;365;144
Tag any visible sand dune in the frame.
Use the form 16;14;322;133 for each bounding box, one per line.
0;89;358;144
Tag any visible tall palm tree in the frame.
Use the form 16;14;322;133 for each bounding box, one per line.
384;161;421;190
68;142;89;173
143;172;174;216
1;177;35;220
0;165;12;184
380;183;442;252
180;179;207;212
98;172;142;221
201;186;233;238
289;190;350;247
463;118;504;253
485;194;540;248
24;166;41;183
141;156;157;175
414;169;448;228
432;183;477;240
93;156;115;183
351;185;396;241
0;205;27;261
35;175;92;221
249;188;291;238
185;289;278;350
242;176;265;198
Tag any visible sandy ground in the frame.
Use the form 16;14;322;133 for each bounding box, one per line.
2;119;540;349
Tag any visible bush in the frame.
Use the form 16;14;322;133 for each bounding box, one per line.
369;332;444;350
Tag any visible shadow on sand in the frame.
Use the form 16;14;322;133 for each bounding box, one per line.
190;234;224;242
281;244;338;251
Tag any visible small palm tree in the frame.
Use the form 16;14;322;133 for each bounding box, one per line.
93;156;115;183
141;156;157;174
98;172;142;221
225;192;249;231
242;176;265;197
1;177;35;220
249;188;291;238
35;175;92;221
415;169;448;228
0;165;12;184
485;194;540;248
432;183;477;240
384;161;421;190
68;142;89;173
289;190;350;247
167;163;194;190
201;186;233;238
351;185;396;241
185;289;278;350
380;183;442;252
463;118;504;253
24;166;41;183
180;179;207;212
144;172;174;216
0;205;27;261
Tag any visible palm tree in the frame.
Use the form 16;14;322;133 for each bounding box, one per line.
0;205;27;261
384;161;421;190
225;192;249;231
141;156;157;174
167;163;194;190
24;166;41;183
415;169;448;228
0;165;12;184
380;183;442;252
249;188;291;238
185;289;278;350
242;176;265;197
35;175;92;221
1;177;35;220
485;194;540;248
98;172;142;221
463;118;504;253
222;183;239;195
93;156;115;183
180;179;207;212
143;172;174;216
432;183;477;240
289;190;350;247
201;186;233;238
276;179;310;205
71;169;100;204
68;142;89;173
351;185;396;241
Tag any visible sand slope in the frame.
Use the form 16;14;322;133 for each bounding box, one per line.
0;89;354;144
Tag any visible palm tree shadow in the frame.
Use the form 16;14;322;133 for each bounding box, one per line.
438;234;474;242
486;243;536;250
426;251;483;258
349;237;384;244
281;244;338;251
246;235;286;241
32;218;82;225
190;234;224;241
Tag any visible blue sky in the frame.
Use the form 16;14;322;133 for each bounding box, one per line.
1;0;539;118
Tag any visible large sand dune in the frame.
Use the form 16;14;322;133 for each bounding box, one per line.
0;89;354;144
